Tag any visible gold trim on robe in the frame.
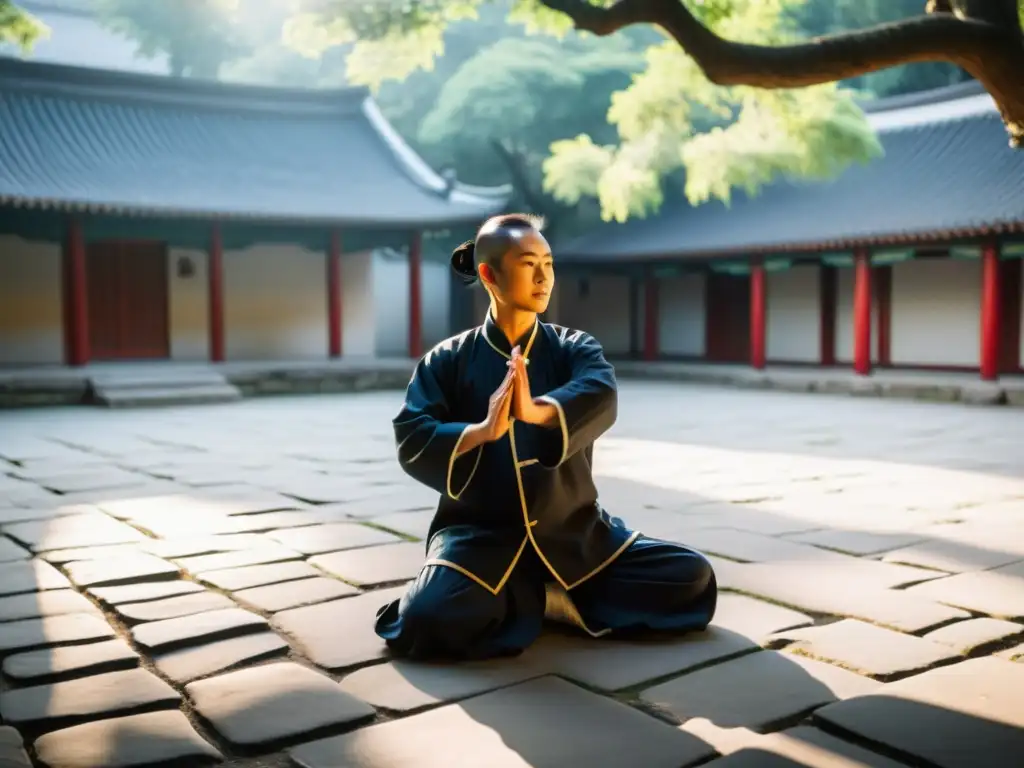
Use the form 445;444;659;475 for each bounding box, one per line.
447;426;483;501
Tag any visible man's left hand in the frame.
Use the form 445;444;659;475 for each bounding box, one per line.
509;347;557;426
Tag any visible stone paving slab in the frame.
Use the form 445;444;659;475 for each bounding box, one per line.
675;528;851;563
923;617;1024;653
783;528;926;556
711;594;813;641
905;567;1024;619
33;710;222;768
272;586;407;670
198;560;322;591
309;542;424;586
290;675;715;768
0;503;97;526
2;514;147;553
154;630;290;684
265;523;402;555
63;555;180;588
187;661;375;746
640;650;879;729
131;607;268;652
0;613;115;655
814;657;1024;768
88;580;206;606
882;536;1024;573
142;533;273;559
175;545;303;574
690;723;909;767
2;639;139;683
38;544;148;565
0;590;98;622
114;591;237;623
233;576;360;613
0;667;179;730
0;536;29;563
0;726;31;768
365;509;435;541
0;560;72;596
772;619;962;680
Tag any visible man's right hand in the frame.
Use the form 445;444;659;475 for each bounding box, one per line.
455;367;515;457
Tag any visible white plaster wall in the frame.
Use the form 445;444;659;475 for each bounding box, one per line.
222;244;328;360
0;237;63;365
835;268;880;364
373;252;450;357
341;250;375;358
558;275;631;355
1020;266;1024;369
167;249;208;361
767;266;820;362
890;258;980;367
658;273;706;357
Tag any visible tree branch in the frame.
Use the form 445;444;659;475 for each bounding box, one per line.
539;0;1024;146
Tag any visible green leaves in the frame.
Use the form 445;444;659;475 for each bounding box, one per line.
0;0;47;52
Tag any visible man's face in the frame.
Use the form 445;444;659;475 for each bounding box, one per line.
489;228;555;314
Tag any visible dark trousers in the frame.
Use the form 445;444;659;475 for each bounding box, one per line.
375;534;718;661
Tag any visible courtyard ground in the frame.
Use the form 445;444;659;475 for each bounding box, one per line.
0;381;1022;767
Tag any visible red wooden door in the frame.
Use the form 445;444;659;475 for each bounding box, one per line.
705;272;751;363
86;242;170;360
999;258;1022;373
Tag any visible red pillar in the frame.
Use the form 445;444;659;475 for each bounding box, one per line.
208;222;225;363
63;217;89;366
852;248;872;376
408;231;423;359
980;240;1001;381
327;229;343;358
643;270;659;361
749;261;767;370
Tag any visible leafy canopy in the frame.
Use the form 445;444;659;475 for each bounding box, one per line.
0;0;46;52
285;0;882;222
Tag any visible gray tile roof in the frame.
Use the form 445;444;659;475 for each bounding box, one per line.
0;59;510;226
557;86;1024;263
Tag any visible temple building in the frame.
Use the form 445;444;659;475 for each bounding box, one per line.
552;81;1024;381
0;58;510;367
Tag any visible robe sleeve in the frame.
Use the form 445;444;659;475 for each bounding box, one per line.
393;350;483;501
535;332;617;469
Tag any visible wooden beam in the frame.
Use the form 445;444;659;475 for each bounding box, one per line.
63;216;89;366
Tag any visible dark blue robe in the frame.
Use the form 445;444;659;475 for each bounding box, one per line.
375;312;717;660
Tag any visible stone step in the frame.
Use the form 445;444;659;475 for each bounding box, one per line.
93;384;242;408
89;370;230;390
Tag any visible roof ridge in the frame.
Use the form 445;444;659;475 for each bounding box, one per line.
0;57;371;117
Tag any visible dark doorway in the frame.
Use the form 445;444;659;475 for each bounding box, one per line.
86;241;170;360
705;272;750;363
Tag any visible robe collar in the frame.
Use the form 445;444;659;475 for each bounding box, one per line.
482;311;540;361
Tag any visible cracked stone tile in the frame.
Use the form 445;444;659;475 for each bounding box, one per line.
198;560;321;592
0;725;31;767
997;643;1024;662
3;639;139;683
88;580;206;606
783;528;926;556
64;555;181;588
125;511;268;538
0;589;99;622
672;528;851;563
319;488;439;519
905;566;1024;619
141;533;270;559
265;522;401;555
640;650;879;729
0;667;179;730
187;661;375;746
772;619;961;680
814;657;1024;768
689;724;908;767
154;631;289;684
309;541;424;586
175;545;303;575
0;536;30;563
3;514;146;553
364;509;437;541
115;591;237;623
338;654;549;712
712;594;813;641
33;709;221;768
272;586;406;670
233;576;360;613
132;607;267;652
530;626;757;692
0;613;115;655
290;675;714;768
38;543;149;565
924;618;1024;653
0;559;72;596
882;536;1024;573
724;561;967;633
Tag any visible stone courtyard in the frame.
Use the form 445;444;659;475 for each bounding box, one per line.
0;380;1022;768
